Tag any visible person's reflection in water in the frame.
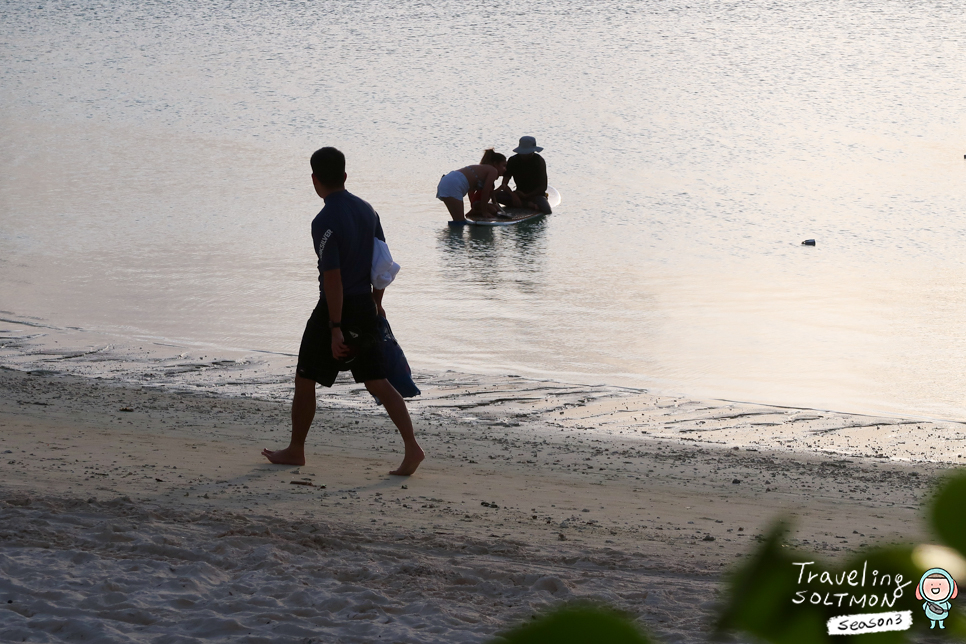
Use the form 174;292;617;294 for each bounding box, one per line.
437;219;548;294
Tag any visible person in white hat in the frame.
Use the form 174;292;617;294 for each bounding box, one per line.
495;136;551;214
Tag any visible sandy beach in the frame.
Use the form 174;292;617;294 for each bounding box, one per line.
1;367;960;642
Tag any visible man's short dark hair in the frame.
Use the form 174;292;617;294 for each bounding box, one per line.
310;147;346;188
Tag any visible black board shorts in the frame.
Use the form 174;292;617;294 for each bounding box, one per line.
296;295;385;387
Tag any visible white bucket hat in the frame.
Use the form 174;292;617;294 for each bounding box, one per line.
513;136;544;154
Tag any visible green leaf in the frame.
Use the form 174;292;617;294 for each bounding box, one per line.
494;606;651;644
716;520;829;644
929;470;966;558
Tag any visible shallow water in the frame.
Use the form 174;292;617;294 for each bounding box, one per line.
1;0;965;420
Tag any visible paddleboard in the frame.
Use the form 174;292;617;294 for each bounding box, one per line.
462;186;561;227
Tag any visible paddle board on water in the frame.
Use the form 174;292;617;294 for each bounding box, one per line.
461;186;561;227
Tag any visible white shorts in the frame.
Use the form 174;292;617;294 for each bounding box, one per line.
436;170;469;200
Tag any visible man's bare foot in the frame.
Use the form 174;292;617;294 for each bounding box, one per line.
261;446;305;466
390;447;425;476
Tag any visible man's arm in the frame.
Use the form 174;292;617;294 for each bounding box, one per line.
372;288;386;318
322;268;349;359
498;158;515;191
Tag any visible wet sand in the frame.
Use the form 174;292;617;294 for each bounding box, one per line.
0;367;958;642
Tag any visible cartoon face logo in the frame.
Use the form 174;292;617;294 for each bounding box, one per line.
923;576;953;601
916;568;958;629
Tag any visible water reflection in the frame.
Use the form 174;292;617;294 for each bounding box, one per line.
4;0;966;418
436;219;549;294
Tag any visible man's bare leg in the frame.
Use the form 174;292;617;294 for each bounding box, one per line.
494;186;513;207
365;379;425;475
261;374;316;465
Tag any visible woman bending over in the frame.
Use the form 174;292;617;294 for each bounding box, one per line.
435;149;507;224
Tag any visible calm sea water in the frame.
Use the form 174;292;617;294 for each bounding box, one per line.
1;0;965;420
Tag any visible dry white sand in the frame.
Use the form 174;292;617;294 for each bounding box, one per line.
0;368;960;643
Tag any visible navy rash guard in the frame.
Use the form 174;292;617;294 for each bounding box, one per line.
505;153;547;195
311;190;386;300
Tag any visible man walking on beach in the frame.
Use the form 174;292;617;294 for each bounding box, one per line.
495;136;552;214
261;147;424;475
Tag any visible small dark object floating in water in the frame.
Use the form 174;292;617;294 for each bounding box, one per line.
802;239;816;246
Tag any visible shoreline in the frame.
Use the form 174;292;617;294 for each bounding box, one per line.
3;312;966;463
0;367;957;642
6;313;966;431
